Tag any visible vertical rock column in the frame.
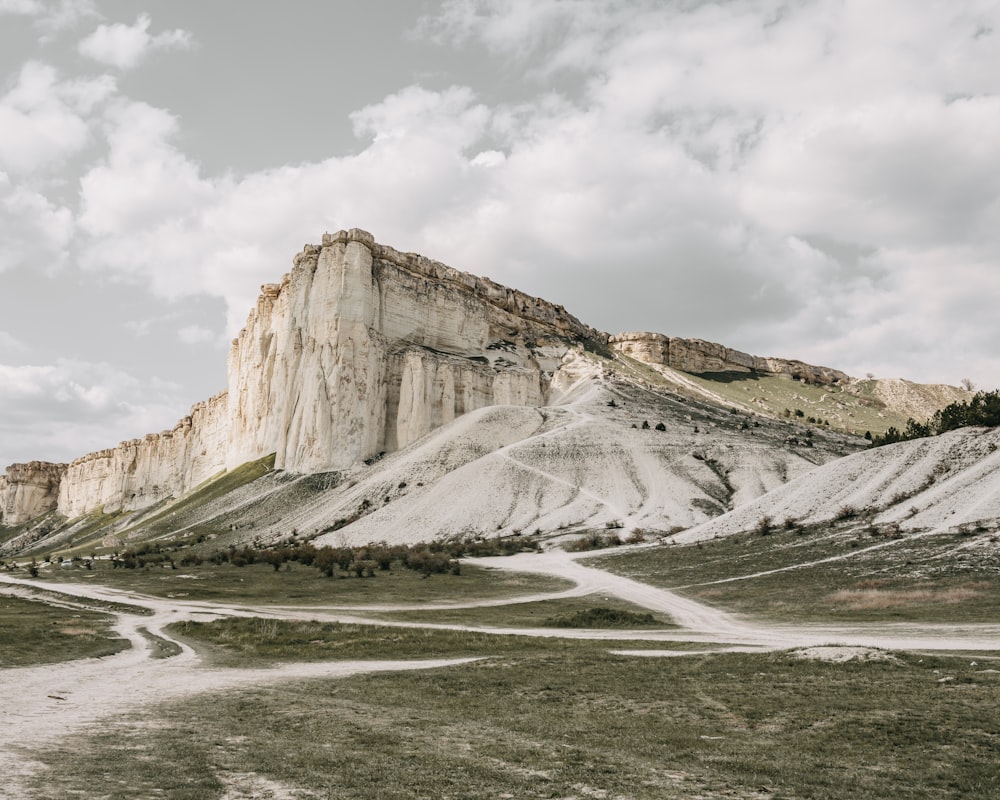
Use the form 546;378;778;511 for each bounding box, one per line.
226;230;387;474
280;233;386;472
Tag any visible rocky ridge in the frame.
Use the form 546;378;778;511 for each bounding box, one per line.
0;230;969;532
3;229;605;525
1;462;66;526
609;332;850;385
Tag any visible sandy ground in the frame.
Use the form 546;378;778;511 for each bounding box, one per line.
2;549;999;795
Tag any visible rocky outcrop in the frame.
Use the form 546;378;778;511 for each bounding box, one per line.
610;332;849;385
3;229;605;523
1;462;67;526
868;379;972;423
57;391;229;519
0;229;973;530
226;228;601;473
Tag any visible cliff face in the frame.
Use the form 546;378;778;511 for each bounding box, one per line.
2;229;602;523
57;392;229;519
1;462;66;525
226;229;600;473
610;332;850;385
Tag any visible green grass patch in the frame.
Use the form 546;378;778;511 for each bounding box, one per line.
42;508;129;558
4;579;154;617
125;453;278;537
170;617;712;667
596;530;1000;623
27;634;1000;799
0;594;129;668
684;371;907;436
544;605;659;628
376;593;677;629
137;626;183;659
72;559;571;606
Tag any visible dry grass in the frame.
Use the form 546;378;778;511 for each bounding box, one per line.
829;583;984;610
0;594;129;667
26;636;1000;800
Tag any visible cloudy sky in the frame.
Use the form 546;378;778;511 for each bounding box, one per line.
1;0;999;467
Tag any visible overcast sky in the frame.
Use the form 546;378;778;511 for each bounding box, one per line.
2;0;999;468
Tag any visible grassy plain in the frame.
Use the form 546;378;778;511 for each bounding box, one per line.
0;593;128;667
372;592;675;628
27;622;1000;799
594;528;1000;623
47;559;571;606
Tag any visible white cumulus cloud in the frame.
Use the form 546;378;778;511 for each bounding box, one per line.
0;171;73;273
0;61;113;174
78;13;192;70
0;0;42;14
63;0;1000;390
177;325;218;345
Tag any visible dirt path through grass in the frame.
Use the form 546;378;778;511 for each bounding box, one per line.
3;548;1000;795
467;550;1000;652
0;583;480;797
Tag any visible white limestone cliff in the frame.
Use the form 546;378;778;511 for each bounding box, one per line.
3;229;602;522
1;462;66;525
56;392;229;519
4;228;955;528
225;229;598;474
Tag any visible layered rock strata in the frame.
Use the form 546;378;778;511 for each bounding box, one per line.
57;392;229;519
610;332;849;385
1;462;67;526
226;228;601;474
3;229;603;522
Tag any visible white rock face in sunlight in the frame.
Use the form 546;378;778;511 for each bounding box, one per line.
1;462;66;525
225;228;596;474
3;229;601;521
56;391;229;519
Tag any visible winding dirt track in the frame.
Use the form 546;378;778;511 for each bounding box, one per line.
2;549;999;794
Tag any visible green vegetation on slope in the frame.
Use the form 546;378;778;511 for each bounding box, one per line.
8;454;283;561
872;389;1000;446
121;452;279;537
683;372;909;435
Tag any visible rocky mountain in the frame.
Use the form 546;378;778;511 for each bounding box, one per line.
0;229;975;551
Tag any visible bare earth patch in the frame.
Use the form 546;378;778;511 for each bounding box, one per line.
220;771;318;799
793;646;900;663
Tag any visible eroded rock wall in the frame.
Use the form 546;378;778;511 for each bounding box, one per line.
610;332;849;385
2;228;603;523
57;391;229;519
1;462;66;525
226;228;599;473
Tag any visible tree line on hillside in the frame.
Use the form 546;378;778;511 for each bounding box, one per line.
869;389;1000;447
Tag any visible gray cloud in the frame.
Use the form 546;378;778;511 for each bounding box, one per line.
1;0;999;468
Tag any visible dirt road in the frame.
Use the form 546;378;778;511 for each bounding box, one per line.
2;549;999;795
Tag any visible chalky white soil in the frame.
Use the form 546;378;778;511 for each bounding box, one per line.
298;363;852;546
676;426;1000;541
